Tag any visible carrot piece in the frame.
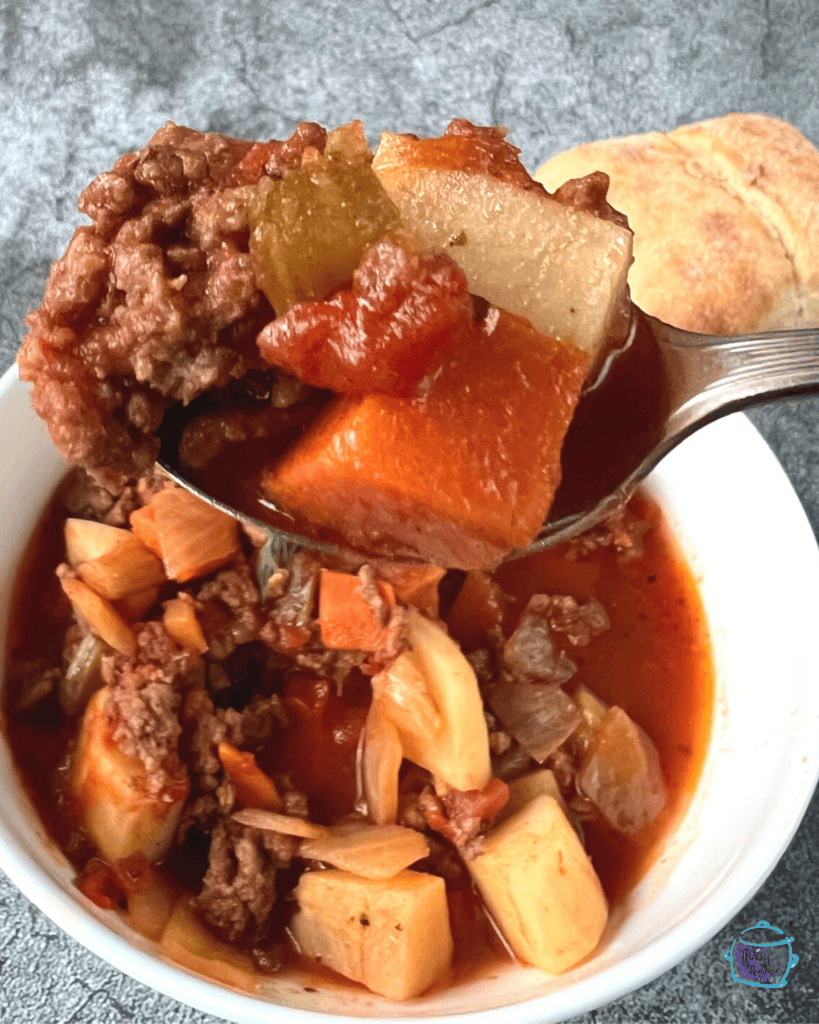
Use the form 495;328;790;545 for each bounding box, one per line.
129;506;162;558
318;569;396;651
218;742;282;812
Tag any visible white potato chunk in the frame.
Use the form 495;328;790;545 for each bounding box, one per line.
69;687;189;863
300;824;428;879
372;609;490;792
372;158;632;358
291;869;453;1001
160;896;259;993
468;794;608;974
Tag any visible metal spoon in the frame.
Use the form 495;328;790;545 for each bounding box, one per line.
158;307;819;581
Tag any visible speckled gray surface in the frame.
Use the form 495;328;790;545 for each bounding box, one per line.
1;1;819;1021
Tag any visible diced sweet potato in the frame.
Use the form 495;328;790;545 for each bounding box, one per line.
218;741;281;811
264;310;588;569
318;569;395;651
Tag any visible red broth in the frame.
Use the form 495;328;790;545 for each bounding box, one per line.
2;483;713;984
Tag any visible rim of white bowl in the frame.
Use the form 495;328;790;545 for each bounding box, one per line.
1;360;818;1024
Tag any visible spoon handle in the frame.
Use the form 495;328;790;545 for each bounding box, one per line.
652;318;819;446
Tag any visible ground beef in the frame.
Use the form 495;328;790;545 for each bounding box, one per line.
566;503;654;560
182;688;245;789
525;594;609;649
502;606;577;685
17;122;324;492
488;673;582;764
421;778;510;859
193;819;297;945
195;562;265;661
102;621;203;691
106;681;185;797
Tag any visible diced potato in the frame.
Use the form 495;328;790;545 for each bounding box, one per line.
467;794;608;974
218;742;281;811
149;487;239;583
300;824;428;879
163;597;209;654
127;874;181;942
578;707;667;834
60;576;136;657
69;687;189;863
64;519;135;566
372;156;632;359
77;542;166;600
372;609;491;792
291;869;453;1000
502;769;566;820
362;697;403;825
231;808;326;839
159;896;259;993
571;685;609;756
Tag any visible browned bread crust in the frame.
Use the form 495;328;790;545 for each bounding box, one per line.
536;114;819;333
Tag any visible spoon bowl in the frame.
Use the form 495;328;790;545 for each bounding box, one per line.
158;308;819;574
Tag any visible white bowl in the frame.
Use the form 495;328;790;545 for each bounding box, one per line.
2;363;818;1023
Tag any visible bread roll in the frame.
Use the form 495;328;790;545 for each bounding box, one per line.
536;114;819;333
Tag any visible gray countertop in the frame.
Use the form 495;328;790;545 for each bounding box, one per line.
1;1;818;1021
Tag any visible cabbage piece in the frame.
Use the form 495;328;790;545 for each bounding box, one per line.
372;609;491;791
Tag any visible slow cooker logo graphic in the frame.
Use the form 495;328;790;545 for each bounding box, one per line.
724;920;799;988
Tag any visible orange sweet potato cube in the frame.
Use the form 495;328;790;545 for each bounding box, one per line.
263;311;588;569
